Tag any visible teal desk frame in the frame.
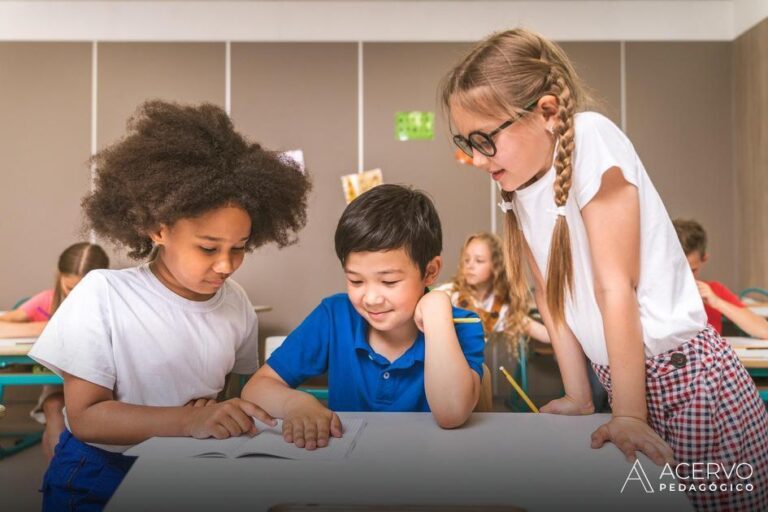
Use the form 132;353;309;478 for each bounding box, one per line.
748;367;768;403
0;354;62;459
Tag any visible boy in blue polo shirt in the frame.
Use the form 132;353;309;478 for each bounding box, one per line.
242;184;484;450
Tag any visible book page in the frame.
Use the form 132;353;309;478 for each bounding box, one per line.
236;418;365;460
124;435;247;458
125;418;366;460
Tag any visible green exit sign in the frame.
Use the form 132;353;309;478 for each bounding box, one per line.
395;111;435;141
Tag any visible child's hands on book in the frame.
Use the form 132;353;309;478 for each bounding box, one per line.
184;398;276;440
282;394;343;451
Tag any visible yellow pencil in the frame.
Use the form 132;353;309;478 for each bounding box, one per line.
499;366;539;413
452;317;481;324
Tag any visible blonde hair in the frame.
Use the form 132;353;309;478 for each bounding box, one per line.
452;232;526;337
441;28;588;325
51;243;110;314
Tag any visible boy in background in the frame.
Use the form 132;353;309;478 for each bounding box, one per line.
674;219;768;339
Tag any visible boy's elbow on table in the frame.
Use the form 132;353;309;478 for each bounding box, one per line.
433;407;473;429
431;378;478;429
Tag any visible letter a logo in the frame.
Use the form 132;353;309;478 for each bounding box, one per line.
621;459;655;493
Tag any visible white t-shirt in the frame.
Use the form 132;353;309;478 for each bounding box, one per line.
29;264;260;452
511;112;706;366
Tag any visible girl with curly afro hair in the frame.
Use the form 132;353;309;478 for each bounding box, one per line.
30;100;311;511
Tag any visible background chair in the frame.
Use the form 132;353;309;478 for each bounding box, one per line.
473;363;493;412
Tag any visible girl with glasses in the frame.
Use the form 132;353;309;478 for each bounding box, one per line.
441;28;766;511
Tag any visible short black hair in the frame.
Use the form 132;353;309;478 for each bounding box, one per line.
334;184;442;275
82;100;311;259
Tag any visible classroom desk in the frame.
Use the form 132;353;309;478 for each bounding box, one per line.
0;336;62;458
727;337;768;369
0;337;62;397
726;337;768;403
109;412;691;512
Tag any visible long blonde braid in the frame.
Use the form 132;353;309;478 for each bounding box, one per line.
441;28;587;326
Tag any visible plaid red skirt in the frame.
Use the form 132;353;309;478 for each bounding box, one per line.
592;326;768;511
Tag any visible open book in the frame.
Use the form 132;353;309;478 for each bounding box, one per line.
124;418;365;461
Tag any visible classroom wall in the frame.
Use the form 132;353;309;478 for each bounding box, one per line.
626;42;736;287
230;43;358;343
734;17;768;291
0;43;92;304
0;40;745;343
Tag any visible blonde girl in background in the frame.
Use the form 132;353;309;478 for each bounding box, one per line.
440;232;548;343
0;242;109;459
441;28;767;510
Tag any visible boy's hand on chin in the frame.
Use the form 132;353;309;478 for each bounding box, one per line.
414;290;453;332
282;394;343;450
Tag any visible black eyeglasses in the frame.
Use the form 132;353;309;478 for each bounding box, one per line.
452;100;538;158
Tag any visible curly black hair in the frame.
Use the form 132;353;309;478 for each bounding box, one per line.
83;100;312;259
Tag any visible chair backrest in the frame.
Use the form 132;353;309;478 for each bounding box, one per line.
739;287;768;301
11;297;30;310
474;363;493;412
264;336;287;362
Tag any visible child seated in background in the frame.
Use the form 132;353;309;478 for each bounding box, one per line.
0;242;109;459
674;219;768;339
29;100;311;511
242;184;485;450
437;232;549;342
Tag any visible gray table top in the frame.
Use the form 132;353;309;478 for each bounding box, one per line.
108;412;691;512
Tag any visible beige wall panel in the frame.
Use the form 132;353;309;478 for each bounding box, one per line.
559;42;621;126
734;18;768;291
626;42;735;287
0;43;91;308
231;43;357;341
363;42;480;285
98;43;225;148
96;42;226;267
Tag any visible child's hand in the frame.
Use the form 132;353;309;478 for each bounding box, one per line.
283;394;343;450
591;416;675;466
184;398;276;439
185;398;217;407
540;396;594;415
414;290;453;332
696;281;720;307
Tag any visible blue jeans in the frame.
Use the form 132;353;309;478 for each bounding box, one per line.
41;430;136;512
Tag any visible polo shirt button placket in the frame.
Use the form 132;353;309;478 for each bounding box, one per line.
375;370;396;404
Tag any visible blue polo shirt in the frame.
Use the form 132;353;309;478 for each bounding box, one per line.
267;293;485;412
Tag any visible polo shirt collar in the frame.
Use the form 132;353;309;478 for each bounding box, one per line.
353;319;426;368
